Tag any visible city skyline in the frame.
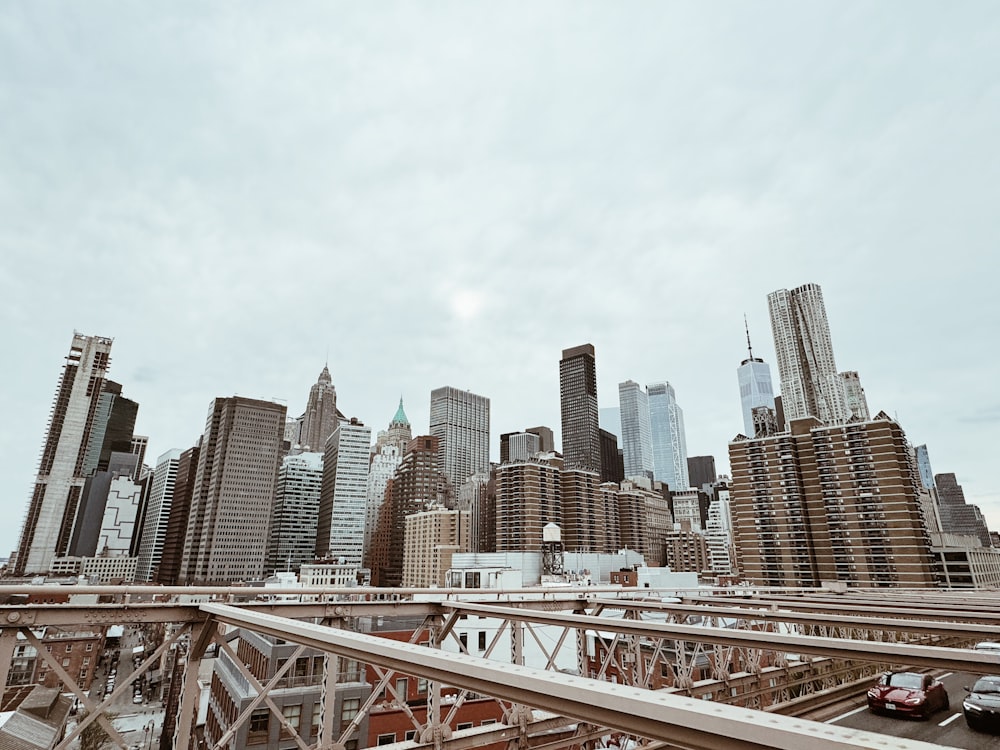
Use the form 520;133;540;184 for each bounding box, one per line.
3;4;999;557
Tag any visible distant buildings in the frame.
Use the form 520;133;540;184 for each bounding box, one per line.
136;449;181;582
618;380;653;480
179;396;287;584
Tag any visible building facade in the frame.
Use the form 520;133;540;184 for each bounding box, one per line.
495;457;562;552
136;449;181;582
298;365;340;452
402;507;471;587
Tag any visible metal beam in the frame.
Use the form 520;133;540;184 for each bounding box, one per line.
442;601;1000;673
199;603;953;750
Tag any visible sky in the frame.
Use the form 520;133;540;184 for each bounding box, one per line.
1;2;998;558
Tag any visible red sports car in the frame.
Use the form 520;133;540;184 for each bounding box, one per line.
867;671;949;719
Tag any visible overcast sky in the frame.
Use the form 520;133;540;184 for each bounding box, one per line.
2;3;998;557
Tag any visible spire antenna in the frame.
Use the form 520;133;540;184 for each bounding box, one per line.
744;314;755;359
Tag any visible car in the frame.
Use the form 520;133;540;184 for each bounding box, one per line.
867;671;949;720
963;675;1000;733
974;642;1000;655
132;694;143;704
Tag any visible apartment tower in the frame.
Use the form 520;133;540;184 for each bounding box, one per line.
728;413;938;588
266;452;324;574
767;283;848;426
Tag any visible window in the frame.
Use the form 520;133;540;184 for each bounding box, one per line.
85;643;94;652
377;733;396;745
65;644;73;653
478;631;487;651
481;719;496;726
458;633;468;650
311;703;322;735
282;704;301;736
395;677;408;699
249;709;270;734
62;658;71;667
457;722;473;730
405;730;417;741
341;697;360;729
417;678;428;695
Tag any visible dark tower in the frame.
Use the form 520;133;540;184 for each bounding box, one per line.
559;344;601;473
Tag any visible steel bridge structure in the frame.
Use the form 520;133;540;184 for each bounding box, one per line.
2;585;1000;750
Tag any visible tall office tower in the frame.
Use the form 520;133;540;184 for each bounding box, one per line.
155;444;199;585
560;468;608;552
68;451;142;557
618;380;653;480
687;456;716;491
402;507;470;587
500;432;541;464
768;283;848;426
559;344;601;473
736;322;775;437
935;473;992;548
130;436;149;480
299;365;340;451
429;386;491;494
315;419;372;567
15;333;114;575
81;381;139;478
728;413;938;588
496;456;562;552
377;436;449;587
179;396;287;584
598;407;621;439
647;382;689;490
135;449;181;581
840;371;870;421
914;445;936;490
598;484;622;553
599;429;624;484
265;452;323;574
525;426;555;454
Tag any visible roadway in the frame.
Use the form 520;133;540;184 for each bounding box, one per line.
826;671;998;749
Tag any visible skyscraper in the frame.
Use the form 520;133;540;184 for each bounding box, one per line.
559;344;601;473
365;400;411;562
315;418;372;568
155;444;199;585
840;371;870;421
15;333;115;575
298;365;341;451
618;380;653;480
429;386;490;493
136;449;181;582
767;283;847;426
179;396;287;584
266;452;324;574
647;382;689;490
736;322;775;437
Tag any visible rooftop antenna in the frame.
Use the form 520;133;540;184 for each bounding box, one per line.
744;314;755;360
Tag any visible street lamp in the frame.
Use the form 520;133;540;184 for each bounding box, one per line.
144;719;156;750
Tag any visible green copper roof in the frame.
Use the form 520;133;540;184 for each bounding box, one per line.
392;397;409;426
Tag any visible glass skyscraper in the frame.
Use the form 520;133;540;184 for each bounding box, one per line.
647;382;689;491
